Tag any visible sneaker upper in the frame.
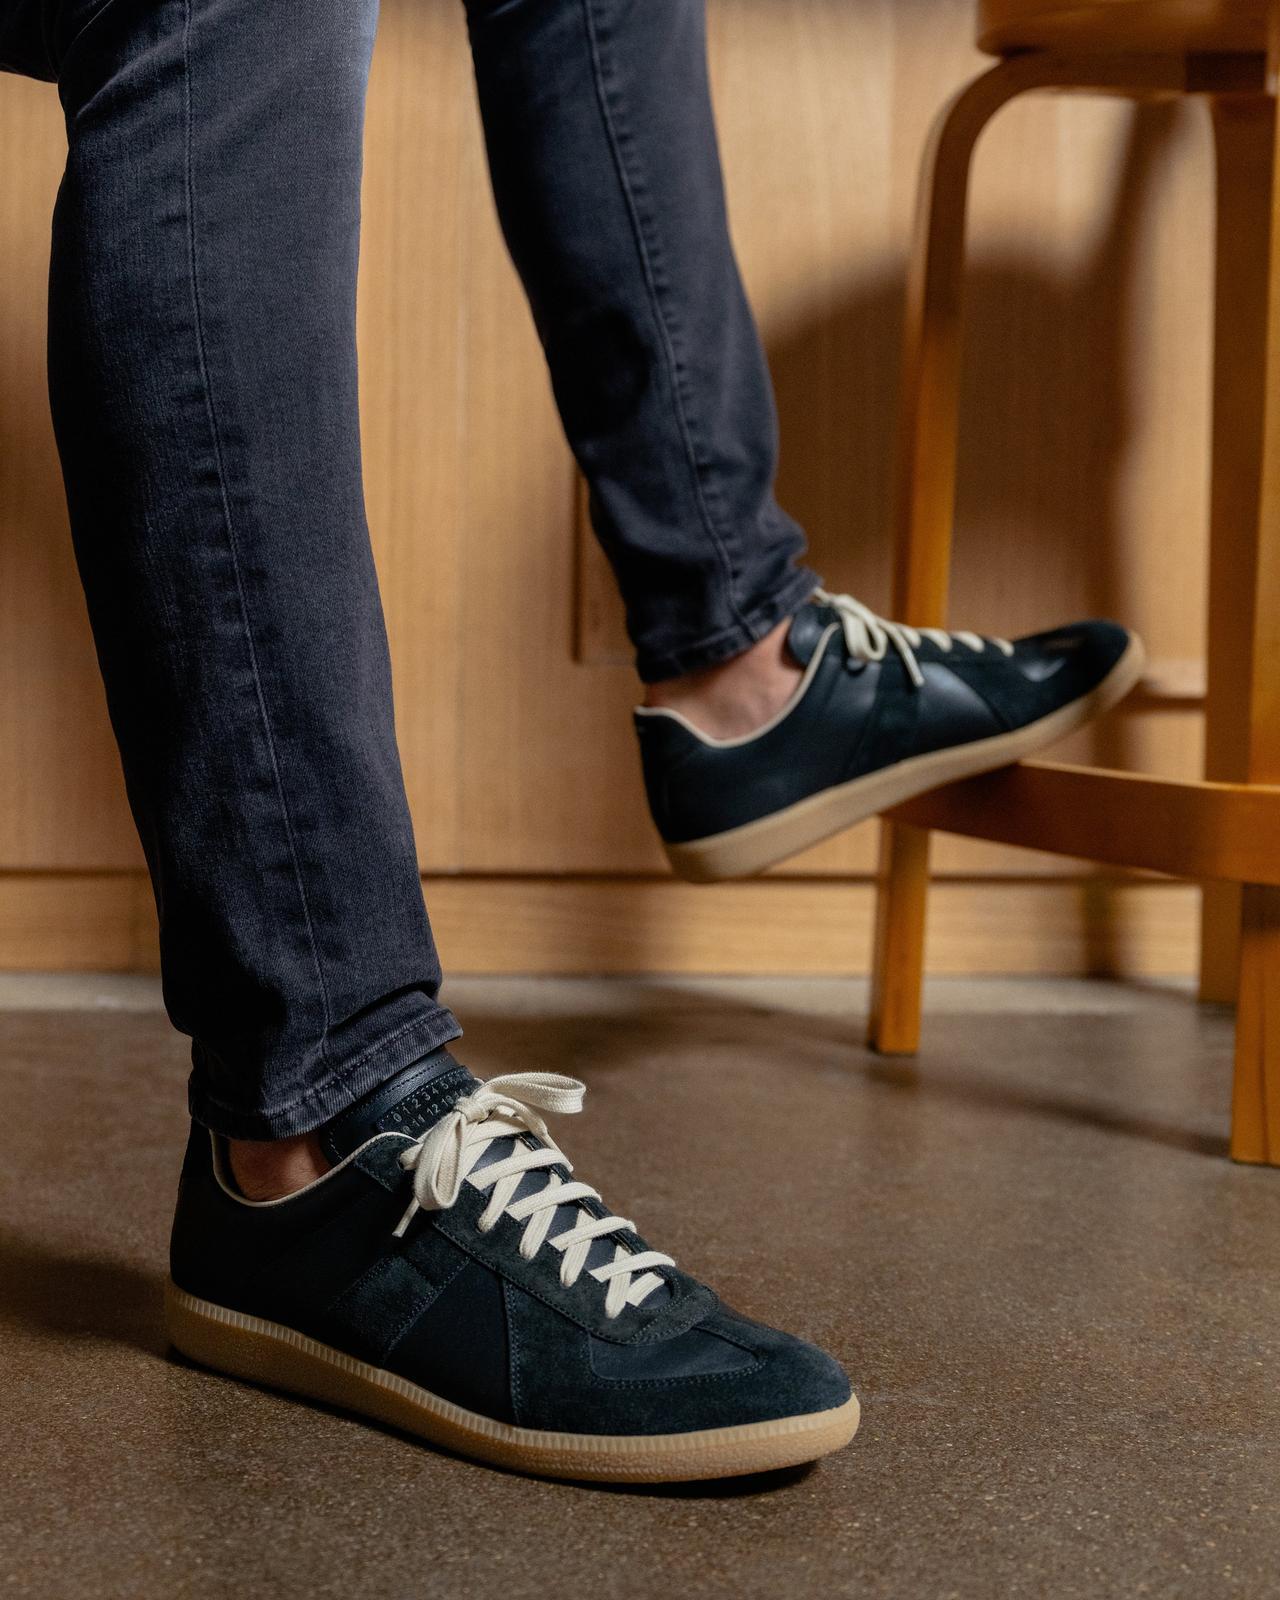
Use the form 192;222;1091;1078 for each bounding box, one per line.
635;591;1135;846
169;1049;852;1436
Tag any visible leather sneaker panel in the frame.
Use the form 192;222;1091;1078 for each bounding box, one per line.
637;593;1143;876
385;1258;516;1424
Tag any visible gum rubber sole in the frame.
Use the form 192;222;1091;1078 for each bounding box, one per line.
664;636;1147;883
166;1280;860;1484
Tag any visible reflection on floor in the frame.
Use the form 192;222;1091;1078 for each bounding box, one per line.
1;975;1276;1599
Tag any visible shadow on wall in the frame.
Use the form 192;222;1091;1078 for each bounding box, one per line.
771;97;1191;633
738;97;1199;980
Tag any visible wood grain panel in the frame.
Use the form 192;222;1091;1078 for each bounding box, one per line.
359;0;474;872
0;0;1224;976
0;75;141;870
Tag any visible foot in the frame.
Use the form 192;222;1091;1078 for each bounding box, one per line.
167;1049;858;1483
643;618;802;740
227;1132;329;1200
635;589;1145;882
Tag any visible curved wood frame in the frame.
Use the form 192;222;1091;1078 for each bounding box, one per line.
866;46;1280;1165
977;1;1270;57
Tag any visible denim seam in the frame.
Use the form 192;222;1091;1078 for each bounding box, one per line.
580;0;749;634
192;1008;462;1128
180;0;332;1055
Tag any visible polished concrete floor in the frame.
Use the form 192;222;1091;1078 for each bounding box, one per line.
1;974;1277;1599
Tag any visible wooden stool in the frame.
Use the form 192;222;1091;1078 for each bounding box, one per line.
867;0;1280;1164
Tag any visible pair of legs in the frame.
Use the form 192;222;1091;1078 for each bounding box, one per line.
5;0;1140;1482
2;0;811;1149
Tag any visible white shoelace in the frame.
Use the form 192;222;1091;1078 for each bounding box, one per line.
814;588;1012;690
392;1072;675;1320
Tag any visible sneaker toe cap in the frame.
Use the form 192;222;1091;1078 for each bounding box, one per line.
933;618;1141;737
706;1309;854;1422
1013;618;1140;700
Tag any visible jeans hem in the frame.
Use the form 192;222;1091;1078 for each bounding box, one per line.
187;1007;464;1140
635;567;820;684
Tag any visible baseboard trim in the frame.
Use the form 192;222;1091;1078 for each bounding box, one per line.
0;871;1198;977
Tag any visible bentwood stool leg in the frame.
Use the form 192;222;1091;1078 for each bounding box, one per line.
869;51;1195;1056
1199;94;1276;1011
1198;99;1271;1008
868;54;1169;1052
869;61;1032;1053
1205;91;1280;1163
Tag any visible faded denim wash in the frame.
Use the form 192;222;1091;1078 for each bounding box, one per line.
0;0;816;1136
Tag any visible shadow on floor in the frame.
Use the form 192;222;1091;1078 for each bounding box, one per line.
0;1225;166;1355
452;976;1230;1159
862;1057;1230;1159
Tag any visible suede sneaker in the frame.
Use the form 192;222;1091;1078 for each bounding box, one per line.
636;589;1144;881
167;1048;859;1482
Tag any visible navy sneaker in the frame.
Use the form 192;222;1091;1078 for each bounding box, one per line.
636;589;1144;881
167;1049;858;1482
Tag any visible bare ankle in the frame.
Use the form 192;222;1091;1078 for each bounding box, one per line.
228;1133;331;1200
643;618;803;740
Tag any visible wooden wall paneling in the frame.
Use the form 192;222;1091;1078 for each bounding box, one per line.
573;478;632;667
451;50;655;876
360;0;476;872
0;75;141;870
0;873;155;970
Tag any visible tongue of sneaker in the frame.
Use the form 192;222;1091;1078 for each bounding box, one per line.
317;1047;479;1164
317;1046;668;1298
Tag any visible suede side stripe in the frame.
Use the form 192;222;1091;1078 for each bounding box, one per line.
321;1249;467;1367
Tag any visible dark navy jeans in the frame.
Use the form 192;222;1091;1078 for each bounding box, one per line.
1;0;816;1137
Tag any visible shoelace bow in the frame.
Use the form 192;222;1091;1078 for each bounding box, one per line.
814;587;1012;690
393;1072;675;1319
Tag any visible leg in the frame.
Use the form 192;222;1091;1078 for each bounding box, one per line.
33;5;861;1483
1200;93;1272;1011
869;822;932;1052
1236;886;1280;1163
461;18;1143;886
1206;92;1280;1164
460;0;819;686
46;0;459;1139
1199;882;1242;1001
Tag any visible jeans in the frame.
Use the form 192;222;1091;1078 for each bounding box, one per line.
1;0;817;1137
